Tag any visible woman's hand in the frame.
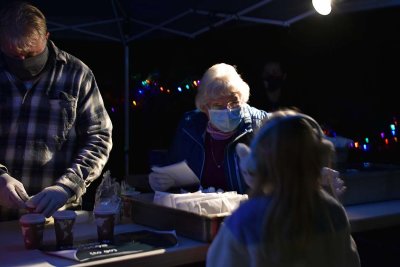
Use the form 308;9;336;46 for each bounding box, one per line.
148;172;176;192
321;167;346;198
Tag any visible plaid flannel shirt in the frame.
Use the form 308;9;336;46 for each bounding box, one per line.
0;41;113;220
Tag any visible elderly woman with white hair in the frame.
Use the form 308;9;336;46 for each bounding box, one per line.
148;63;269;193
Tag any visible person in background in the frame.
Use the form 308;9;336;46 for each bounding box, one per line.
0;1;113;220
251;60;294;112
148;63;269;194
207;109;360;267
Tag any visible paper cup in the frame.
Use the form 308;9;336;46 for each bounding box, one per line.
53;210;77;249
19;213;46;249
94;208;116;244
122;197;132;220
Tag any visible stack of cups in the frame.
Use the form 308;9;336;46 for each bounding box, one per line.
19;213;46;249
53;210;77;249
94;206;116;244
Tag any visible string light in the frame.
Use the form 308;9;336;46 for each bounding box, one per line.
109;72;400;157
128;74;200;109
345;116;399;153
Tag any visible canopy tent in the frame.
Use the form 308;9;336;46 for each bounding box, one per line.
1;0;399;177
4;0;398;42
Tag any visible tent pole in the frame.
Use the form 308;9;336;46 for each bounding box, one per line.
124;44;130;178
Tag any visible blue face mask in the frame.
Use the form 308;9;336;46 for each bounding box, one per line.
208;107;243;132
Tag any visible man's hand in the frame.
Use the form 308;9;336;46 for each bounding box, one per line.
25;185;70;217
0;173;29;209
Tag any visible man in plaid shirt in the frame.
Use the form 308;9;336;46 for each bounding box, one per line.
0;2;113;220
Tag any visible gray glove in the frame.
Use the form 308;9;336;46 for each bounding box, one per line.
148;172;175;192
25;185;71;217
236;143;256;189
0;173;29;209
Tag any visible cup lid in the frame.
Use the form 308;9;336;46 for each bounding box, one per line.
52;210;77;219
93;206;117;215
19;213;46;224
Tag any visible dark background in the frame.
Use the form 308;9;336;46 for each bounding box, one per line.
53;6;400;178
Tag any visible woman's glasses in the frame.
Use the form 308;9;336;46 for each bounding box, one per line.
208;101;241;110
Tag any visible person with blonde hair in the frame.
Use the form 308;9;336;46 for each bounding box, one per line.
148;63;268;193
0;2;112;220
207;109;360;267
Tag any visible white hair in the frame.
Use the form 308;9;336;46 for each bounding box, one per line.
195;63;250;112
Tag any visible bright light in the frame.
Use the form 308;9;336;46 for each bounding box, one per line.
312;0;332;15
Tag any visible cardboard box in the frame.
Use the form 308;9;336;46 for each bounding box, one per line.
122;193;226;242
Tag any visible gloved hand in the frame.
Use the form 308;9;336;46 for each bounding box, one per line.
235;143;256;189
148;172;175;192
25;185;71;217
321;167;346;198
0;173;29;209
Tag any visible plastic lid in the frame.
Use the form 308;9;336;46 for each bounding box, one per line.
19;213;46;224
52;210;77;220
93;205;117;215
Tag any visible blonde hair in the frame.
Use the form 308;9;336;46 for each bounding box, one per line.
195;63;250;112
250;109;335;263
0;1;47;53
